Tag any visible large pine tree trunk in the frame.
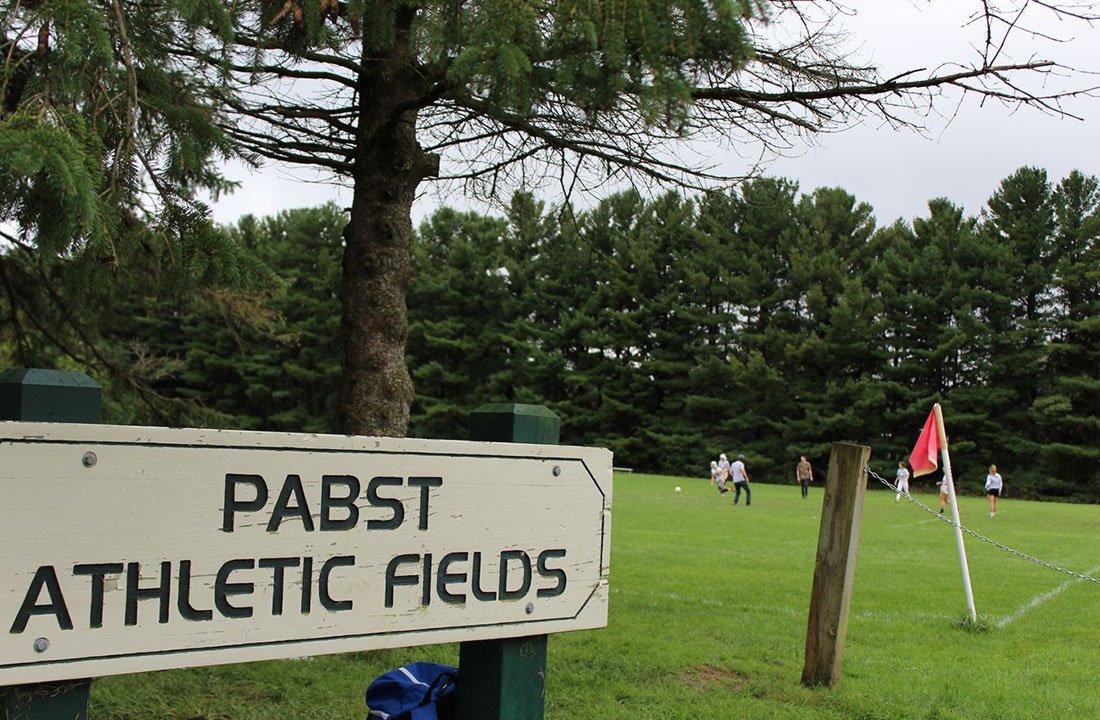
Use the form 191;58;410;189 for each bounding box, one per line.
339;15;437;437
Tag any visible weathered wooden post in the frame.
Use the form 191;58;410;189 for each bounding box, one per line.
457;403;559;720
0;368;101;720
802;442;871;688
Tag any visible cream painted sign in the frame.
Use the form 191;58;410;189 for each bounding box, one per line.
0;422;611;685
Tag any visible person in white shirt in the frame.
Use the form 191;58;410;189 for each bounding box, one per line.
895;461;910;503
985;464;1004;517
717;453;731;494
710;461;728;494
731;454;751;506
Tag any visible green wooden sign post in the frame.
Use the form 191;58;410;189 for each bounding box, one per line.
0;369;102;720
458;403;559;720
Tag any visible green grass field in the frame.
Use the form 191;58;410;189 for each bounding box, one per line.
92;472;1100;719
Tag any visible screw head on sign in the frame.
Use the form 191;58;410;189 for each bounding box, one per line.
82;451;97;468
33;637;49;653
552;466;561;477
525;602;535;614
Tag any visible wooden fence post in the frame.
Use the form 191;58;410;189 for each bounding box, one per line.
456;403;558;720
801;441;871;688
0;369;101;720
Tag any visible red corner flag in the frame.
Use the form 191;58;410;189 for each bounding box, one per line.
909;408;941;477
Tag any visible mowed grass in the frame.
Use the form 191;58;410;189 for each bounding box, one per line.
92;472;1100;719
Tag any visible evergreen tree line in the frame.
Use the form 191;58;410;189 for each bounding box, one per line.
1;166;1096;500
407;168;1098;500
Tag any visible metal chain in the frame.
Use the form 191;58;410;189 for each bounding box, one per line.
865;466;1100;586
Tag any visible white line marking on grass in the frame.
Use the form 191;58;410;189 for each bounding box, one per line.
886;518;940;529
854;610;955;623
610;588;800;616
997;563;1100;628
611;587;722;608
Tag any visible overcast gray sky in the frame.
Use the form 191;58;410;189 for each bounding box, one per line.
208;1;1100;229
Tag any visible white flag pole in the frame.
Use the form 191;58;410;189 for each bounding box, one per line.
934;403;977;622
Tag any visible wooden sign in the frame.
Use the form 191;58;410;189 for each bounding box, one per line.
0;422;612;685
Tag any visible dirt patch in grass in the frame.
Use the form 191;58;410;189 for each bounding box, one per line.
676;665;747;692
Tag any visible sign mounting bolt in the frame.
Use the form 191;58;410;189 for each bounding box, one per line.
525;602;535;614
33;637;50;653
552;466;561;477
82;451;97;468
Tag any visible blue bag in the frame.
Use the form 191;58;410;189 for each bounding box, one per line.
365;661;458;720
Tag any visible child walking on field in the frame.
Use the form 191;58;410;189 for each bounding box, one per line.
716;453;731;494
711;459;729;494
895;460;910;502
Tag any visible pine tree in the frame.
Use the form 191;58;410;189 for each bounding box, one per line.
696;179;804;476
406;207;511;438
220;205;345;432
873;200;993;475
496;192;563;407
546;191;651;461
979;167;1057;491
626;192;714;475
1036;171;1100;496
107;204;346;430
776;188;881;465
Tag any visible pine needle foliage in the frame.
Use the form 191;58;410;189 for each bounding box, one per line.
0;0;264;286
1;0;274;405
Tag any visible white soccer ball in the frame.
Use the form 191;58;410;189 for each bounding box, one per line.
675;486;682;493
